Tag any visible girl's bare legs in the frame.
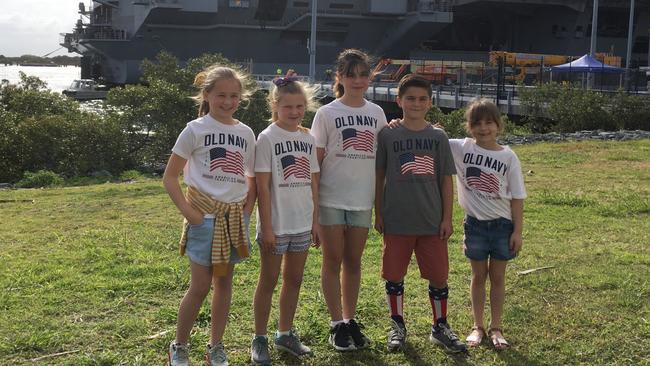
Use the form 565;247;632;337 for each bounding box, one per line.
253;252;283;335
488;259;508;329
278;251;309;331
320;225;345;320
210;264;235;345
341;227;369;319
175;261;212;344
469;260;489;328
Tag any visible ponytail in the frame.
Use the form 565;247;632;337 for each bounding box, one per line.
333;49;372;99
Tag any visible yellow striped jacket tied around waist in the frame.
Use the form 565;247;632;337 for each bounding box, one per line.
179;186;249;277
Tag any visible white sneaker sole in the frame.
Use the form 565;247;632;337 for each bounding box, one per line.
328;336;356;352
429;334;466;353
250;355;271;366
274;344;312;357
387;342;405;352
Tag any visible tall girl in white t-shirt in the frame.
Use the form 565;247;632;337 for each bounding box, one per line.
163;66;257;366
250;74;321;364
311;49;388;351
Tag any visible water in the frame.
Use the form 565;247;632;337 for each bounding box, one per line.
0;65;81;93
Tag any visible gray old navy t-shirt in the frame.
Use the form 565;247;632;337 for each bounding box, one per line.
376;124;456;235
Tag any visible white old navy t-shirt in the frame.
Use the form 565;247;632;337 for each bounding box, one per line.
449;138;527;220
311;99;388;210
255;123;319;235
172;114;255;204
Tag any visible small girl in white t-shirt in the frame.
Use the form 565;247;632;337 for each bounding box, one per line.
250;73;320;364
448;98;527;351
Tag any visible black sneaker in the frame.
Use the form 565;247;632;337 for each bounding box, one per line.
387;319;407;352
430;322;468;353
329;323;355;351
347;319;370;349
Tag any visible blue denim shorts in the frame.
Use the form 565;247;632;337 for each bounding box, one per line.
463;215;516;261
185;214;251;267
319;206;372;228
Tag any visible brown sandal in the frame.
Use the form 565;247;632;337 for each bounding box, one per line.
488;328;510;350
465;326;485;347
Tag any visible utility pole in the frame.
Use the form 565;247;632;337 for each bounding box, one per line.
647;28;650;67
625;0;635;90
309;0;317;83
588;0;599;88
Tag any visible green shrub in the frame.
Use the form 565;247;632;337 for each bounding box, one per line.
0;110;22;182
501;114;531;136
518;83;647;132
425;105;446;125
548;86;616;132
12;114;129;179
439;108;468;138
609;91;650;130
16;170;63;188
236;89;271;135
119;170;142;181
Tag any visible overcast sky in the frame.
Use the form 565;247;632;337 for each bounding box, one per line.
0;0;83;57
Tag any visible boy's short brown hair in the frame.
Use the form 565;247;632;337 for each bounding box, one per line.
464;98;503;132
397;74;432;98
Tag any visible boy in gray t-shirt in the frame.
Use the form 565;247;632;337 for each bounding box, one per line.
375;75;466;353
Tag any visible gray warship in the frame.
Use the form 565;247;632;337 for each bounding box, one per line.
61;0;650;85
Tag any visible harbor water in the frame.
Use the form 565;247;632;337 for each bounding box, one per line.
0;65;81;93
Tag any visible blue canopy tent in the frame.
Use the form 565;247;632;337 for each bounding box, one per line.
551;54;624;89
551;54;624;74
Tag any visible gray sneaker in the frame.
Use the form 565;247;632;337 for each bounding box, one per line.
168;341;189;366
206;342;229;366
430;322;468;353
387;319;407;352
274;330;312;357
251;336;272;365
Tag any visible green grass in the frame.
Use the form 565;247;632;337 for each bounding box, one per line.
1;140;649;365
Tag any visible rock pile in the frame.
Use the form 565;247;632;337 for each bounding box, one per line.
499;130;650;145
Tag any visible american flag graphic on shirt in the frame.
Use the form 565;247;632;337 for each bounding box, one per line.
281;155;310;180
399;152;435;175
466;166;500;193
341;128;374;152
209;147;244;176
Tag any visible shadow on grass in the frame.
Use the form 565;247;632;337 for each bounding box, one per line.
497;348;544;366
276;348;392;366
403;343;471;366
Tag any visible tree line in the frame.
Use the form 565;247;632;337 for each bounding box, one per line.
1;51;648;185
0;55;80;66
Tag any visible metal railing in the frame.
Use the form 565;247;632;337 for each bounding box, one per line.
417;0;453;12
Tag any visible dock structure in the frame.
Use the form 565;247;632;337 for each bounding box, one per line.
255;78;525;116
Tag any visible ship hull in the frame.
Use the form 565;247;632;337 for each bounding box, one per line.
62;0;650;85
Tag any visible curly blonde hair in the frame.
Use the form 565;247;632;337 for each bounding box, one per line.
267;79;319;132
193;65;253;117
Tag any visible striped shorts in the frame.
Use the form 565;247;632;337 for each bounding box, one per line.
256;230;312;255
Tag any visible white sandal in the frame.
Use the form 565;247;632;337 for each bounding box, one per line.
488;327;510;350
465;326;485;347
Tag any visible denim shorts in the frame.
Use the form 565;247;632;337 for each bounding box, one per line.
319;206;372;228
463;215;516;261
256;230;312;255
185;214;251;267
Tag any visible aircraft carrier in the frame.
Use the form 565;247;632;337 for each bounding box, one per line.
61;0;650;85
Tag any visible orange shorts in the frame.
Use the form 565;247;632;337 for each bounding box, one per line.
381;234;449;283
